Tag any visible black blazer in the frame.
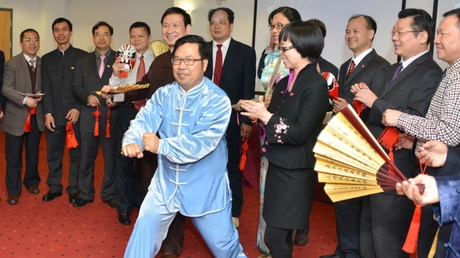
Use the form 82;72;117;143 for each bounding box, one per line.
367;52;442;178
205;38;256;139
0;50;5;111
264;63;330;169
72;50;117;133
42;45;87;126
339;49;391;121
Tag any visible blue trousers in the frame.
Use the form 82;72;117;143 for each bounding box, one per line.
124;182;247;258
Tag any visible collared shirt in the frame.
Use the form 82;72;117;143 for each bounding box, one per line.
397;58;460;146
352;47;373;66
212;37;231;81
400;50;429;72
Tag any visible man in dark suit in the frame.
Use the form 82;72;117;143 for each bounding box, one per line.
352;9;442;257
72;21;118;208
205;7;256;228
320;14;390;258
2;29;44;205
41;17;87;204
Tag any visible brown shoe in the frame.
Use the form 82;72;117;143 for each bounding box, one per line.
7;194;19;205
294;230;309;246
26;186;40;195
161;253;178;258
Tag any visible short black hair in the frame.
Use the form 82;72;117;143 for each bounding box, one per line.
398;8;434;44
52;17;73;32
92;21;113;35
268;6;301;25
129;21;151;36
308;19;326;38
208;7;235;24
443;8;460;29
20;28;39;42
279;20;323;63
161;7;191;27
172;34;210;61
348;14;377;41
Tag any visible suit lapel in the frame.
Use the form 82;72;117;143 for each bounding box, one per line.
221;38;236;79
20;56;33;92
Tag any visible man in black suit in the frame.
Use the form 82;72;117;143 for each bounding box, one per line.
352;9;442;257
205;7;256;228
41;17;87;203
72;21;118;208
320;14;390;258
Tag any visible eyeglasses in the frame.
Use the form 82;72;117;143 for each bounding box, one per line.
171;57;203;66
268;23;284;30
280;46;295;52
391;30;422;37
23;38;39;43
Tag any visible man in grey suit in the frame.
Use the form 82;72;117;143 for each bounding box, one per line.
204;7;256;228
72;21;118;208
352;9;442;257
321;14;390;258
2;28;44;205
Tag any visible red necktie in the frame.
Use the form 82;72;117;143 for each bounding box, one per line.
98;56;106;78
134;55;146;111
213;44;223;85
346;60;355;80
29;59;36;72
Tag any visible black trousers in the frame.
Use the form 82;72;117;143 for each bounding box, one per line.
226;136;243;217
5;115;41;194
115;104;143;214
45;122;80;194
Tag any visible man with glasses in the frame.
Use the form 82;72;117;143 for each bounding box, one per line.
382;8;460;257
122;34;247;258
351;9;442;257
3;29;44;205
205;7;256;229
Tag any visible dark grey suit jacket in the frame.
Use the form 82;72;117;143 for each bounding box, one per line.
72;50;117;134
367;51;442;178
339;49;390;121
2;53;44;135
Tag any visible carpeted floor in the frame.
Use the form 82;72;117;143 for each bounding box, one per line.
0;132;337;257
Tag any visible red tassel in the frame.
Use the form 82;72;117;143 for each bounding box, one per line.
106;106;111;138
93;105;100;136
239;139;249;170
65;121;79;149
23;107;36;132
402;204;422;254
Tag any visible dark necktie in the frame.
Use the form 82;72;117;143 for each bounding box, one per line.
346;60;355;80
213;44;223;85
384;63;403;92
134;55;146;111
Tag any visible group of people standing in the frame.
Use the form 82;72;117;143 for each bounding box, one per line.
2;3;460;258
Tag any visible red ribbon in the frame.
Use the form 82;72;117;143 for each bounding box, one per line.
24;107;36;132
352;100;366;117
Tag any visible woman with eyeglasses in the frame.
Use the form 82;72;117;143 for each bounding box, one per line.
255;6;301;257
241;20;330;258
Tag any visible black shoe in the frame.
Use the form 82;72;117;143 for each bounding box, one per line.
118;212;131;225
42;191;63;202
294;230;309;246
319;255;340;258
73;198;93;207
69;193;79;203
103;199;118;208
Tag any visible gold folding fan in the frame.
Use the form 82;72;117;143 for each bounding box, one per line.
313;105;407;202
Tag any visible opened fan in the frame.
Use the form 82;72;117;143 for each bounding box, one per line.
313;105;407;202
